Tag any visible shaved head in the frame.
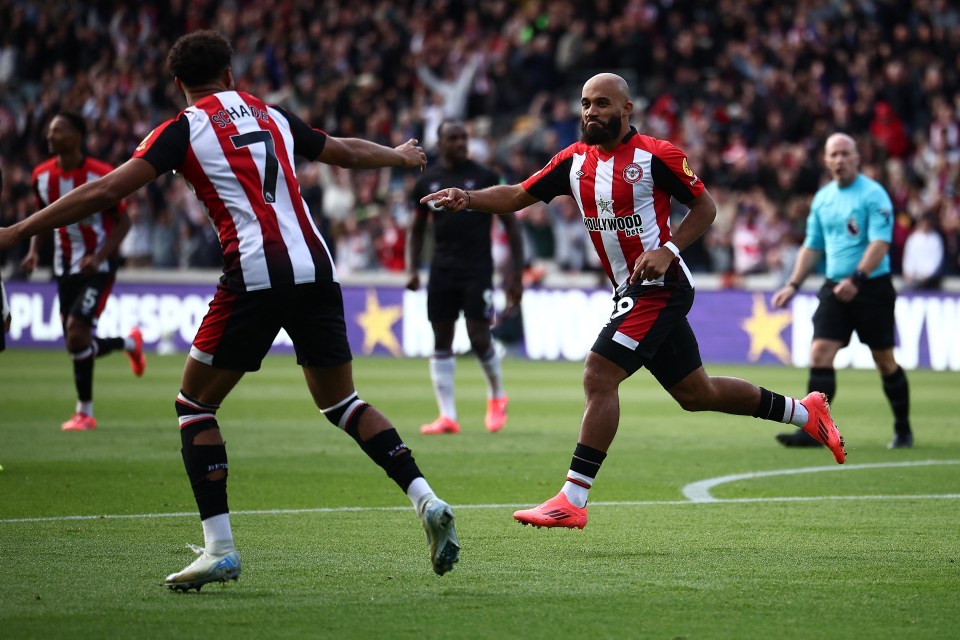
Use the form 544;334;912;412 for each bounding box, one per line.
580;73;633;147
582;73;630;102
824;132;860;186
825;133;858;154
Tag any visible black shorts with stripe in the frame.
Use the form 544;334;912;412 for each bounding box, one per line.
591;279;702;389
57;272;116;328
426;268;494;323
813;274;897;349
191;280;352;371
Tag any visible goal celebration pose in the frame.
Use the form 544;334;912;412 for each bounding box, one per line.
421;73;846;530
0;30;459;588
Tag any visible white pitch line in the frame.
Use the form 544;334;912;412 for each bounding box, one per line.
2;460;958;524
681;459;960;503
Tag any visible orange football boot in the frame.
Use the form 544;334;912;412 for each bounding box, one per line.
484;396;508;433
126;327;146;377
513;491;588;529
420;416;461;435
800;392;846;464
61;413;97;431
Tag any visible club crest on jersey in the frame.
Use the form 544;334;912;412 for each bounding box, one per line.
622;163;643;184
682;157;694;177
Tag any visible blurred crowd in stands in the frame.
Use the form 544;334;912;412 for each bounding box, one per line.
1;0;959;289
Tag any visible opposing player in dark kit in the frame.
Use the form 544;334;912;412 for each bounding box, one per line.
408;119;524;434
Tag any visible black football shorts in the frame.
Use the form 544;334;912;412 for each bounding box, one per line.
426;268;494;323
57;272;116;328
591;281;702;389
191;281;352;371
812;274;897;349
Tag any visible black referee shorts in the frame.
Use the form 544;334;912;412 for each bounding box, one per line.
812;274;897;349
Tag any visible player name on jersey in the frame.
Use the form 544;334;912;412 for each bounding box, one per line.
210;103;272;128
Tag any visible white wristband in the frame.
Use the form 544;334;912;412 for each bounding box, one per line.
663;241;680;257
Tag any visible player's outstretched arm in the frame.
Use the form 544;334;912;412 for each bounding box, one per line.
320;136;426;171
0;159;156;251
420;184;537;216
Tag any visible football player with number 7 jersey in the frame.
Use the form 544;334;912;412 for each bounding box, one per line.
0;30;459;589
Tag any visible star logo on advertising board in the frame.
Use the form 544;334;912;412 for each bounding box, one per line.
741;293;792;364
356;289;403;356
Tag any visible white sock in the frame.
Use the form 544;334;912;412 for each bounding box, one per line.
430;353;457;420
124;336;136;351
406;477;437;516
787;397;810;427
561;470;594;508
202;513;235;554
478;346;504;399
76;400;93;416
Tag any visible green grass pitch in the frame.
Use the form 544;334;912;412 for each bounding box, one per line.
1;349;958;639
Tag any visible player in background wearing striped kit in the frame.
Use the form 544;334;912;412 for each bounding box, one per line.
22;113;146;432
0;31;459;588
421;73;847;531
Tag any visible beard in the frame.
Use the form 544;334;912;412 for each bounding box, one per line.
580;115;621;145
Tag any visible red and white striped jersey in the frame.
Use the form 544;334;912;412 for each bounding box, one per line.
32;157;126;277
133;90;333;292
522;128;705;294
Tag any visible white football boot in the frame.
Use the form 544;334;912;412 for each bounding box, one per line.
164;544;241;592
420;498;460;576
